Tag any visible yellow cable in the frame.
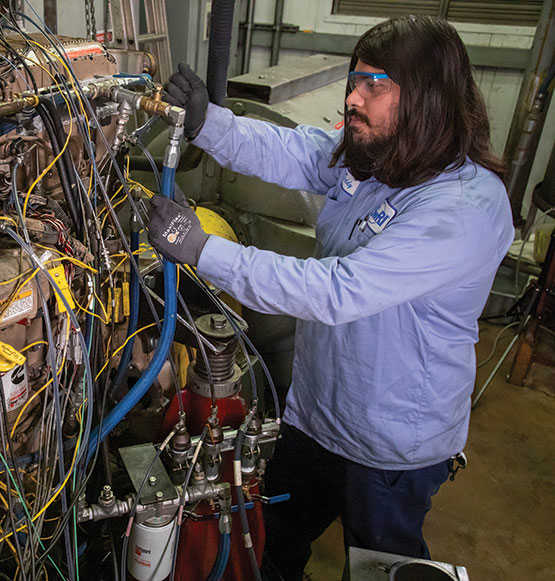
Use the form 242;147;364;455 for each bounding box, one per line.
20;57;73;221
111;321;160;359
0;524;18;563
34;244;97;274
20;340;48;352
0;390;83;543
101;195;128;230
92;287;109;324
0;216;18;227
94;336;112;381
10;331;69;438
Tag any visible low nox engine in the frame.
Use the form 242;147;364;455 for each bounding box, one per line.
0;10;281;581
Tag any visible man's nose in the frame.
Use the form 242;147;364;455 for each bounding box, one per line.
346;86;364;109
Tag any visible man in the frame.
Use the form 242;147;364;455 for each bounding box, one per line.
150;16;514;580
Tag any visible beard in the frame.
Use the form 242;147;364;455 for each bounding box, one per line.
344;108;397;182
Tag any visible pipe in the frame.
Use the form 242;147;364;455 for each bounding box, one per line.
506;64;554;225
111;219;140;391
206;0;236;106
86;165;178;463
206;533;231;581
270;0;284;67
242;0;256;74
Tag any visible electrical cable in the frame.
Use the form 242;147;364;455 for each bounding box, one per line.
232;408;262;581
0;394;27;581
477;321;520;368
167;425;209;581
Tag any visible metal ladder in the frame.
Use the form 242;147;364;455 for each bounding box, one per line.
110;0;173;83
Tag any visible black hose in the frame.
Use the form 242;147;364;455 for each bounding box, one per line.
35;101;81;236
233;426;262;581
206;0;236;106
39;98;81;206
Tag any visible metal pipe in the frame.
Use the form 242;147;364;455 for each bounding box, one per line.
242;0;256;74
503;0;554;224
270;0;284;67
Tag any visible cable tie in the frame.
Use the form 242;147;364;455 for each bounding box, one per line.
233;460;242;486
125;515;134;537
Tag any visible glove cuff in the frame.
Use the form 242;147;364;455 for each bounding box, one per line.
186;118;207;142
192;231;210;265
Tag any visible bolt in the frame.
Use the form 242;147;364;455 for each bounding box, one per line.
148;476;157;487
101;485;113;500
155;491;164;499
210;314;227;330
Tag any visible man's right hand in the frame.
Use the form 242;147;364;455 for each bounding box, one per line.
164;63;209;140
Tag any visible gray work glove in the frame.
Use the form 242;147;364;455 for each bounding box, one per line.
164;63;209;140
148;195;209;266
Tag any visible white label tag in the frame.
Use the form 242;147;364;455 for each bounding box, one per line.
1;364;28;410
367;199;397;234
341;171;360;196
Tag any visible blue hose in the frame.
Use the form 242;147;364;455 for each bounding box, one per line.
86;166;178;463
206;533;231;581
111;228;140;391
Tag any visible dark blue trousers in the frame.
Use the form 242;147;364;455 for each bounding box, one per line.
262;423;450;581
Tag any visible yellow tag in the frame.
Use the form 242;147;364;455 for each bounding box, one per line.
122;282;130;317
48;266;76;313
0;341;26;372
114;287;122;323
106;288;112;323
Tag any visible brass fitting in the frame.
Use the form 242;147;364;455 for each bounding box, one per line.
0;94;39;117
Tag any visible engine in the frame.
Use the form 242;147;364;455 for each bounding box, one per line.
0;13;281;581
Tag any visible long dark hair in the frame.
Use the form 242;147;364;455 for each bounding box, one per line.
330;16;505;187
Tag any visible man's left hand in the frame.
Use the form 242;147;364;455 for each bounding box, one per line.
148;195;209;266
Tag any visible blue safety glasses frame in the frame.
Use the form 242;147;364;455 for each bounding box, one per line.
347;71;391;98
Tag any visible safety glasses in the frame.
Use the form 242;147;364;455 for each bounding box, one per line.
347;72;391;98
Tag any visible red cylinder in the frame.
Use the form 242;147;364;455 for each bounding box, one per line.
163;388;265;581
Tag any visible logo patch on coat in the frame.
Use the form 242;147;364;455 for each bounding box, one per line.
341;171;360;196
367;199;397;234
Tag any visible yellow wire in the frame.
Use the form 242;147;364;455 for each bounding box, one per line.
74;295;108;324
21;58;73;221
0;523;18;564
20;340;48;352
0;388;83;543
0;216;18;227
34;244;97;274
111;321;160;359
27;40;91;141
101;195;128;230
94;336;112;381
102;256;128;286
10;319;69;438
92;287;109;324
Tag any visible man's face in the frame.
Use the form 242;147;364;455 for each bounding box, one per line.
345;60;400;143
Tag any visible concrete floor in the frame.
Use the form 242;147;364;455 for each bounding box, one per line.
305;323;555;581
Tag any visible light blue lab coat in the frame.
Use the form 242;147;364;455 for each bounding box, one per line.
195;103;514;470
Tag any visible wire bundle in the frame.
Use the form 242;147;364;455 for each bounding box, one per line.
0;2;281;580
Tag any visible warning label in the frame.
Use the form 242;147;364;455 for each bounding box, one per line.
0;289;34;324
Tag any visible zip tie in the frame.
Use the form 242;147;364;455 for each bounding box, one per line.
233;460;242;487
125;515;134;537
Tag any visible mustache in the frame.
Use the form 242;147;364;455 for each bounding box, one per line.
346;108;371;126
